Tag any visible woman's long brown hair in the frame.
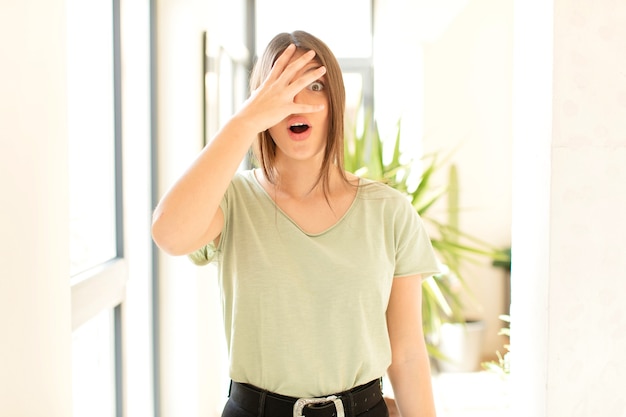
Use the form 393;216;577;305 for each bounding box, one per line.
249;31;350;197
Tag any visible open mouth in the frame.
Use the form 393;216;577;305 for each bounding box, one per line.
289;123;310;134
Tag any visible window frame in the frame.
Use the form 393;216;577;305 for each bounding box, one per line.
69;0;126;415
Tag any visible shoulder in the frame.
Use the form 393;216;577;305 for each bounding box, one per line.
232;169;254;186
226;169;259;196
357;177;410;202
220;169;264;212
354;177;421;222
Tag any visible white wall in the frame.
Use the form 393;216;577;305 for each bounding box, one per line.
0;1;72;415
155;1;210;414
510;0;553;414
154;1;245;416
512;1;626;416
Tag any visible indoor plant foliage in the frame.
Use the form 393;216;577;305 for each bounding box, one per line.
344;116;509;357
481;314;511;377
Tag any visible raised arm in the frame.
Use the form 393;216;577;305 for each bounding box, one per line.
151;44;327;256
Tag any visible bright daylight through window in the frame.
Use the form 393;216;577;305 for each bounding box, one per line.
67;1;121;416
67;0;117;280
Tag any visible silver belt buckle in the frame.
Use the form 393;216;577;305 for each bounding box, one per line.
293;395;345;417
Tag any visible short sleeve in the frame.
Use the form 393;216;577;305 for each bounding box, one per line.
187;181;230;266
188;242;217;265
393;198;441;279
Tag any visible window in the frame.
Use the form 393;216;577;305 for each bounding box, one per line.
67;0;125;416
72;310;117;417
67;0;118;280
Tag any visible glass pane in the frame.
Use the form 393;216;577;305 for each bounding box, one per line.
344;72;364;126
72;309;116;417
255;0;372;58
67;0;117;277
343;72;367;149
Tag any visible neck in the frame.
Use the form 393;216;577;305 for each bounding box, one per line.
277;165;326;200
268;159;344;201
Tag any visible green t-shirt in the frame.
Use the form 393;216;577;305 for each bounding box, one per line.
189;170;440;397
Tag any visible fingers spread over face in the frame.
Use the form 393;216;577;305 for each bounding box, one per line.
242;47;327;129
266;43;297;82
289;65;327;96
276;48;318;84
290;102;326;115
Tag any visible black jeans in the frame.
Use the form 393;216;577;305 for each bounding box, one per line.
221;382;389;417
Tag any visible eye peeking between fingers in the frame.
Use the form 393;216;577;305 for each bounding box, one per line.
307;81;325;92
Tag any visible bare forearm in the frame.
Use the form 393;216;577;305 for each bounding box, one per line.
151;116;256;255
387;354;437;417
152;45;327;256
386;276;437;417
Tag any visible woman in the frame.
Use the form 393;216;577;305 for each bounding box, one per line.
152;31;439;417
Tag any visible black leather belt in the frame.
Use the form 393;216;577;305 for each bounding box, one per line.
229;378;383;417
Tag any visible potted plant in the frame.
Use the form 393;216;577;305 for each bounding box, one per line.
481;249;512;376
481;314;511;377
344;116;509;362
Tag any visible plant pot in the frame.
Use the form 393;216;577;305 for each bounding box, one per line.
436;320;486;373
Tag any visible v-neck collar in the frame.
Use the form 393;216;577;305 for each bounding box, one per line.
246;169;362;237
